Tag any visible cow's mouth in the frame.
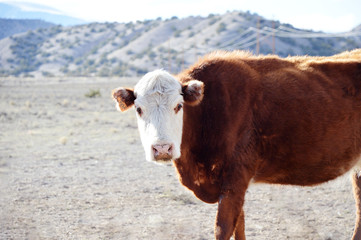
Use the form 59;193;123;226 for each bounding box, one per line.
153;157;173;165
154;153;173;162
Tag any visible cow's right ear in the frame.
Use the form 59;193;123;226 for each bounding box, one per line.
112;87;135;112
182;80;204;106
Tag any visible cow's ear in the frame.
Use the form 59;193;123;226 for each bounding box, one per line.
182;80;204;106
112;87;135;112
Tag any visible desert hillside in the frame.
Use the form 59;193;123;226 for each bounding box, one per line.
0;10;360;78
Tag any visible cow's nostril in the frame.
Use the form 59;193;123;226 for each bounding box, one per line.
168;145;173;154
152;146;159;156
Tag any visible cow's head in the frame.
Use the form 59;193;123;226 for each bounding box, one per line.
112;69;204;163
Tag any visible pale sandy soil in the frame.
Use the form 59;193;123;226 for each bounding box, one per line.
0;77;357;240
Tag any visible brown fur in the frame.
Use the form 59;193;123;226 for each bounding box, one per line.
112;87;135;111
174;49;361;239
182;80;205;105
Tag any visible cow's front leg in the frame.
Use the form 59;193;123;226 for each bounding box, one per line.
233;208;246;240
352;170;361;240
215;190;246;240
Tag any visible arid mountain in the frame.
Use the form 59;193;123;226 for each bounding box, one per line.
0;11;360;77
0;18;54;40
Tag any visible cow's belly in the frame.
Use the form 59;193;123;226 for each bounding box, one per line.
254;154;361;186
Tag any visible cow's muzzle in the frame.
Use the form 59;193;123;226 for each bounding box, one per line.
152;143;173;161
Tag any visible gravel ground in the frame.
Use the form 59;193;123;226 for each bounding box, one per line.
0;78;357;239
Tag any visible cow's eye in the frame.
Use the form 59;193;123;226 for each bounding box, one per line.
174;103;183;113
136;107;143;116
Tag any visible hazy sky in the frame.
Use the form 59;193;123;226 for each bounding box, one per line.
1;0;361;32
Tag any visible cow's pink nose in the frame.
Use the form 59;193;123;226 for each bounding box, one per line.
152;144;173;161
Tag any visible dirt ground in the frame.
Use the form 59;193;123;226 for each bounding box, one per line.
0;77;358;240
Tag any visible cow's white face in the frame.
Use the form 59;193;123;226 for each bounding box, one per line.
112;70;204;163
133;70;184;162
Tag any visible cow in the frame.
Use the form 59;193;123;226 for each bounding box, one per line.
112;49;361;240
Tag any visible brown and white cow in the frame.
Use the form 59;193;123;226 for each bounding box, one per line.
112;49;361;240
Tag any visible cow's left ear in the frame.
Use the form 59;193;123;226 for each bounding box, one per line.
182;80;204;106
112;87;136;112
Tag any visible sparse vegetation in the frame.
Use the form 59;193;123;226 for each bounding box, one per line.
216;22;227;34
174;30;182;38
208;16;218;25
42;71;54;77
84;89;101;98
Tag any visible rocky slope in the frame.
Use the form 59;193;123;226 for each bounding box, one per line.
0;11;360;77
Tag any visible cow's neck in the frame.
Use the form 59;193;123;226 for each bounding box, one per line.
173;152;222;203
